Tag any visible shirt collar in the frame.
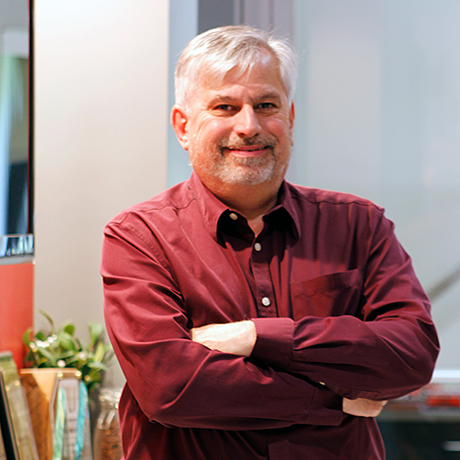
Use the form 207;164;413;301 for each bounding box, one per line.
187;172;300;242
187;172;229;241
276;181;301;240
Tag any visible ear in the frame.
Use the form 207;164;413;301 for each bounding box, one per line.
289;102;295;134
289;102;295;145
171;105;190;151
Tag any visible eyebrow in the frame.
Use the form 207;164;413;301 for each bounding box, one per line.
208;92;283;107
208;96;237;105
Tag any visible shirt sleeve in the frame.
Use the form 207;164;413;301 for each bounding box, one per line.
101;217;344;431
251;211;439;402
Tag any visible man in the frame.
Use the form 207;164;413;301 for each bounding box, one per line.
101;25;439;459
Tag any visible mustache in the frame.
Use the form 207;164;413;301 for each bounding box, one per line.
218;136;277;151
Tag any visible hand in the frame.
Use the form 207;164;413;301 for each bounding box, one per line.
342;398;387;418
191;320;257;357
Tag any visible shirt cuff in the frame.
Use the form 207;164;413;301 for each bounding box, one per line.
251;317;294;370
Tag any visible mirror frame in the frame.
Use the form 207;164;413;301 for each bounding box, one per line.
0;0;34;260
28;0;34;237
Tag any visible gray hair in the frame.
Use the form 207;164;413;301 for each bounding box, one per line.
174;25;297;108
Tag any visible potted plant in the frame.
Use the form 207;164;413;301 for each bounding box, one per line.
23;310;114;394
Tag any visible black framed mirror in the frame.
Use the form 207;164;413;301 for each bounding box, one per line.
0;0;33;259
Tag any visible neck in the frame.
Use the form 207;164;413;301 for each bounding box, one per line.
210;180;283;235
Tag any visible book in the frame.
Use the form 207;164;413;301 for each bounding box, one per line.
20;369;92;460
0;351;38;460
52;387;69;460
19;370;57;460
0;406;9;460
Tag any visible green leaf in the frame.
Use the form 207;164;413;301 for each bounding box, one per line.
87;361;109;372
88;322;103;347
35;331;47;341
75;337;84;351
58;332;77;351
62;322;75;336
24;349;34;363
37;348;56;365
23;328;33;347
65;356;79;366
93;341;106;363
86;367;101;381
59;350;77;360
39;309;55;333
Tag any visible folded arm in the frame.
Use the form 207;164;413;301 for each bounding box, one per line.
102;220;344;431
191;213;439;407
191;320;387;417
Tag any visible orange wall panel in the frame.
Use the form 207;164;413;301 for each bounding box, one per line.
0;262;34;369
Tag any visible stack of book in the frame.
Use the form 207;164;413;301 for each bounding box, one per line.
0;352;92;460
0;351;38;460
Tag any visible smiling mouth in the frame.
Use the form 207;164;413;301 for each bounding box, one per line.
219;135;276;158
226;146;268;156
221;141;275;156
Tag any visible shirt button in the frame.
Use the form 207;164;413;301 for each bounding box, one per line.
229;212;238;220
261;297;271;307
254;242;262;252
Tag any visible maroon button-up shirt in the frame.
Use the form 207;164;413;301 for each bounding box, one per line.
101;172;439;460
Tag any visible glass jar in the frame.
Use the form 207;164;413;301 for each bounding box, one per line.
93;389;123;460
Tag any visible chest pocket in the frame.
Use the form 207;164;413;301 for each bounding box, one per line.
290;269;363;320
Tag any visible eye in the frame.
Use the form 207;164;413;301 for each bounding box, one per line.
256;102;277;110
214;104;235;112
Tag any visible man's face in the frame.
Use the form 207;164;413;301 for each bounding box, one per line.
172;51;295;195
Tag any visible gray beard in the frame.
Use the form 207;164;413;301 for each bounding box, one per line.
214;135;280;185
189;134;291;186
213;149;278;185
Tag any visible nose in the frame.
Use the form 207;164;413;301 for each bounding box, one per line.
234;105;261;138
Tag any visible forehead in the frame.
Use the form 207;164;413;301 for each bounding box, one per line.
198;52;286;98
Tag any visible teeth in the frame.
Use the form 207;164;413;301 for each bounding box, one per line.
231;147;262;151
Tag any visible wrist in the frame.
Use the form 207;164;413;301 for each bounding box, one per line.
191;320;257;357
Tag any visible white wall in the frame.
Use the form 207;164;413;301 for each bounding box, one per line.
167;0;198;186
34;0;169;387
